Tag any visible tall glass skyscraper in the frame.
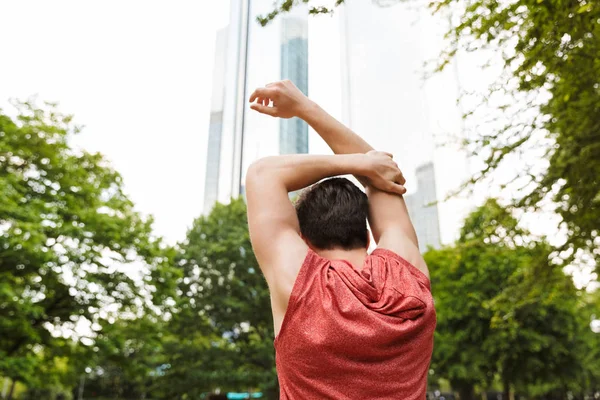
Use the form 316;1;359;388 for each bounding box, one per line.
202;0;309;213
203;28;228;213
404;163;442;250
279;18;309;155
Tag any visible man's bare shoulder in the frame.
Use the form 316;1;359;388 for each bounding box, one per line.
374;235;429;280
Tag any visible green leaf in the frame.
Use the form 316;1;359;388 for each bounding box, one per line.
577;3;592;13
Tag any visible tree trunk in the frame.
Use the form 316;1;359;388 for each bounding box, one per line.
455;382;476;400
6;381;16;400
77;374;85;400
1;378;9;399
502;378;514;400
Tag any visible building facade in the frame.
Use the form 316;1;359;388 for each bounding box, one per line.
203;28;228;213
203;0;309;213
279;17;309;155
404;162;442;250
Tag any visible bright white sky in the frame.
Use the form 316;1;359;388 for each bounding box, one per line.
0;1;230;242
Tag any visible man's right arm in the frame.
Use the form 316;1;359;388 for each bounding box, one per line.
249;81;426;276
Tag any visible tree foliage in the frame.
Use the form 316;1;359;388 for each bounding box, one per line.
0;100;178;395
0;108;275;399
433;0;600;268
425;199;599;399
257;0;346;26
78;199;278;399
166;198;277;398
82;314;170;399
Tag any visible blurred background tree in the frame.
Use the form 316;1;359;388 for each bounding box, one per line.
170;198;277;398
0;101;179;399
81;199;279;399
426;199;600;399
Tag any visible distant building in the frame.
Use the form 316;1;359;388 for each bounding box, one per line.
405;162;442;251
202;0;309;213
279;17;309;155
203;28;228;214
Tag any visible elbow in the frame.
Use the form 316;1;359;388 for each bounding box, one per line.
246;157;274;186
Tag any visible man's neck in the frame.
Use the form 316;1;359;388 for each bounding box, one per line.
316;247;368;270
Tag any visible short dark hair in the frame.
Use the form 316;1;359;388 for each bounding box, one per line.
295;177;369;250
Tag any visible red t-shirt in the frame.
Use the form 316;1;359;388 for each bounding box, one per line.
274;248;436;400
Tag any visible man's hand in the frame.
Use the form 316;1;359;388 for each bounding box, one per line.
249;80;312;119
362;151;407;195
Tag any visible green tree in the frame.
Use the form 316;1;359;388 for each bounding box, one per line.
257;0;600;268
0;100;178;397
83;314;170;399
562;290;600;398
433;0;600;268
167;198;277;398
425;199;593;399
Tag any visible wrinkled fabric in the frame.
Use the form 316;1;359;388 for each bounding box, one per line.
275;248;436;400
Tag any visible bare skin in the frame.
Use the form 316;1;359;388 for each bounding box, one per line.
246;80;426;337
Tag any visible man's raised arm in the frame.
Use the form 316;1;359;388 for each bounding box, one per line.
249;80;426;276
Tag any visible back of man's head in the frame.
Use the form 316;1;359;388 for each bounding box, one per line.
295;177;369;250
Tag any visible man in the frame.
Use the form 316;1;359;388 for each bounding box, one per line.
245;80;436;399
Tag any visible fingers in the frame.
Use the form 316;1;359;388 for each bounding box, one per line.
251;80;289;102
367;150;393;158
256;97;269;106
395;172;406;185
267;80;290;87
250;103;278;116
391;160;405;184
389;183;407;195
249;87;276;103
